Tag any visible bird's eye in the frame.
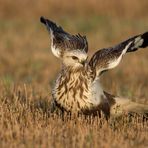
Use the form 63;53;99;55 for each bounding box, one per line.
72;56;78;60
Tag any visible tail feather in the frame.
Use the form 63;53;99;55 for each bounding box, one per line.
110;97;148;117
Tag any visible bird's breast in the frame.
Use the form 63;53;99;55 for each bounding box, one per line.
52;71;104;113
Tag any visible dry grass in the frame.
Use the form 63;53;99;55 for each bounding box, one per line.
0;0;148;147
0;84;148;148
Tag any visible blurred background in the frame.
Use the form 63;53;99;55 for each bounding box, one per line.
0;0;148;101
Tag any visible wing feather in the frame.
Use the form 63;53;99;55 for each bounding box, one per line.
40;17;88;58
89;32;148;77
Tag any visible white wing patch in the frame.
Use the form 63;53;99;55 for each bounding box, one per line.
50;30;62;58
51;45;61;58
108;42;132;69
108;55;122;69
132;37;144;49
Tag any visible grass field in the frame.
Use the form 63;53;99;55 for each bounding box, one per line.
0;0;148;147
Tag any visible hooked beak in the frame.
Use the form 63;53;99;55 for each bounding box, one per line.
80;61;86;67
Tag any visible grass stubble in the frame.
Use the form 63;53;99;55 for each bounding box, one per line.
0;83;148;148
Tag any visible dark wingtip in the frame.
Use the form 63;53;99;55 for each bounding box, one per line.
40;16;46;24
141;32;148;48
142;32;148;38
40;17;65;33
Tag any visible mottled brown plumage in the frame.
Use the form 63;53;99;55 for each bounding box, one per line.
40;16;148;118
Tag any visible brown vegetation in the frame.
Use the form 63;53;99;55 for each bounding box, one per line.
0;0;148;147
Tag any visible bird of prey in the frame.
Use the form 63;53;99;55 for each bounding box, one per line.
40;16;148;118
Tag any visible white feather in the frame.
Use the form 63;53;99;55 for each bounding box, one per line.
108;42;132;69
134;37;143;49
90;79;104;105
50;30;61;58
51;45;61;58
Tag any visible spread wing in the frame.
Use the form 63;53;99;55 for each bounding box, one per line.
40;16;88;58
89;32;148;77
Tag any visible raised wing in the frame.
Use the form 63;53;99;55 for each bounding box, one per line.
89;32;148;77
40;17;88;58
